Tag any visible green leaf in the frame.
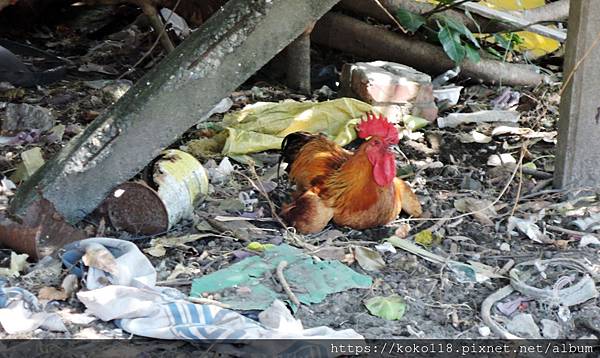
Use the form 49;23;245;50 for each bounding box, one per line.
463;9;481;33
522;162;537;171
494;33;513;50
438;24;465;64
395;9;426;33
465;43;481;63
486;47;503;59
364;295;407;321
442;16;480;48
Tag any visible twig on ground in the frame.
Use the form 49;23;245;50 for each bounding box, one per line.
521;167;553;179
510;142;528;217
187;296;231;308
547;224;599;239
276;260;301;308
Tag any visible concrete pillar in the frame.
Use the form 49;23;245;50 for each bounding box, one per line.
555;0;600;189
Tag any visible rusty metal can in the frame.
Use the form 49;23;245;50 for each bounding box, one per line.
107;150;209;235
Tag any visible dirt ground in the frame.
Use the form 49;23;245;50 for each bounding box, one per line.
0;2;599;342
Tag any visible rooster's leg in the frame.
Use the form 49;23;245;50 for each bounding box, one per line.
395;178;422;217
280;189;333;234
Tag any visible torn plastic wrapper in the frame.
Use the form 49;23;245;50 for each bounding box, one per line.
105;150;209;235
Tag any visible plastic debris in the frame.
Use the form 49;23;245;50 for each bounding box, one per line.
579;235;600;248
207;157;235;184
496;296;530;316
433;86;463;105
403;115;429;131
437;110;519;128
509;258;599;308
221;98;373;156
487;153;517;167
506;313;541;338
0;44;65;87
64;238;362;342
447;261;493;283
541;319;562;339
191;244;372;310
478;325;491;337
507;215;552;244
571;213;600;232
491;87;521;110
10;147;45;183
0;280;66;334
432;67;460;87
375;242;396;255
480;0;561;58
457;130;492;144
0;252;28;278
499;242;511;251
160;8;191;38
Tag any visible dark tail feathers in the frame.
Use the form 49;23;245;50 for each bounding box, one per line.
277;131;316;179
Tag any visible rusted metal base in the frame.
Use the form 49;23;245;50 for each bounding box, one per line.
106;182;170;236
0;199;86;260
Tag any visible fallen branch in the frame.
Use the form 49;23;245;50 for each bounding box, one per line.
276;260;301;308
340;0;568;37
459;2;566;42
312;12;546;87
514;0;569;23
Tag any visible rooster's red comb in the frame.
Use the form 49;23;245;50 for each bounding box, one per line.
357;112;399;144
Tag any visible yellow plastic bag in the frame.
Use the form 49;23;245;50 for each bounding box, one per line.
221;98;374;156
481;0;560;58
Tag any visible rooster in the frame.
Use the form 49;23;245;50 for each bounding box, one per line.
279;113;422;234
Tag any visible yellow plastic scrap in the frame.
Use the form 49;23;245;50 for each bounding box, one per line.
221;98;374;156
481;0;544;11
482;0;560;58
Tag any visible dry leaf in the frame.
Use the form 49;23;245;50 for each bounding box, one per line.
354;246;385;272
394;223;411;239
38;287;69;301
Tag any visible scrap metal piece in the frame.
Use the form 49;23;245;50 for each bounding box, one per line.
0;199;86;260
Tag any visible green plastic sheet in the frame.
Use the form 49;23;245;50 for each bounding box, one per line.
190;244;373;310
